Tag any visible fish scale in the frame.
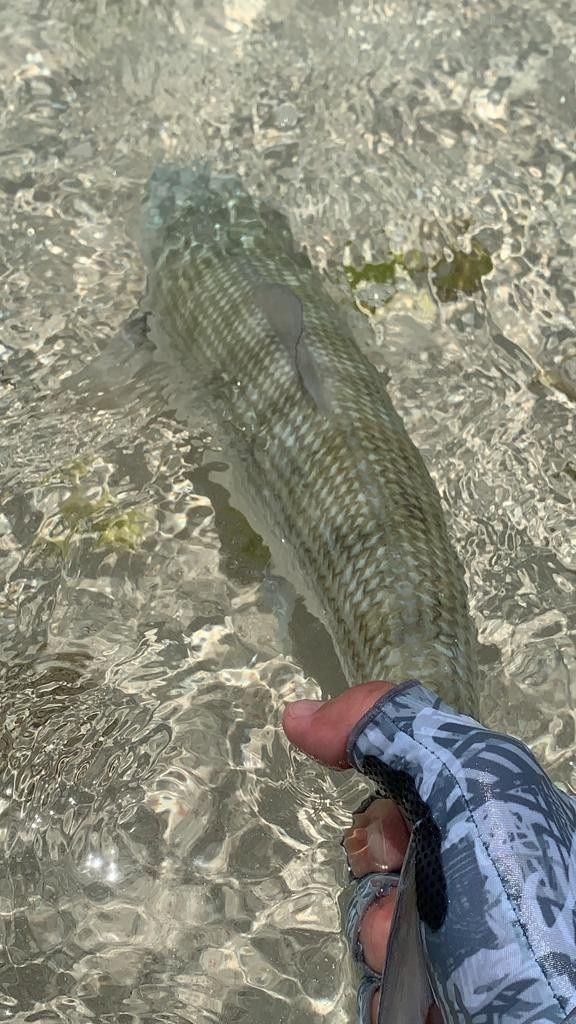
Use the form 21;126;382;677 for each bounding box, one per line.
141;164;478;713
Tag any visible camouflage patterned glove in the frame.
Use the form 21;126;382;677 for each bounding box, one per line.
344;680;576;1024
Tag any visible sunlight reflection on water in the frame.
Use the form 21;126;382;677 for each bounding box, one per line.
0;0;575;1019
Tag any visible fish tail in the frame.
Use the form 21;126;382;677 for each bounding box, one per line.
139;161;297;267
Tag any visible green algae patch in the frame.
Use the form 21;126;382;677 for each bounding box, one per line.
432;244;493;302
39;450;156;552
60;453;95;484
343;256;401;290
344;239;493;313
38;483;154;556
95;507;152;549
59;490;110;525
64;490;153;551
343;255;406;316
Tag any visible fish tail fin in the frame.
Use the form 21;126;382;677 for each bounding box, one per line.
139;161;296;267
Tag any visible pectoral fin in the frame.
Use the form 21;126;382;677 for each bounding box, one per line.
253;282;331;414
253;282;304;352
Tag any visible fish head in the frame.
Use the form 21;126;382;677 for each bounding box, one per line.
139;162;296;267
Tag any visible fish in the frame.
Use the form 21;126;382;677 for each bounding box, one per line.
139;163;478;715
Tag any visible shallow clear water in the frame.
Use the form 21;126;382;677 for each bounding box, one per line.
0;0;575;1020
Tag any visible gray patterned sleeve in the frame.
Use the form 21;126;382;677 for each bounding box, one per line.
346;680;576;1023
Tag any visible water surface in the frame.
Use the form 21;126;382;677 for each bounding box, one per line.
1;0;575;1020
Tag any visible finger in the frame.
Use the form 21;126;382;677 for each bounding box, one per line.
282;680;395;767
371;990;378;1024
360;891;397;974
343;798;409;876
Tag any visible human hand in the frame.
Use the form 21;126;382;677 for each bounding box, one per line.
283;681;440;1023
283;680;576;1024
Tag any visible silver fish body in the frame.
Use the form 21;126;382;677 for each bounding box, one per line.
140;165;478;713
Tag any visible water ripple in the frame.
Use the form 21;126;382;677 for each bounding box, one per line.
1;0;575;1019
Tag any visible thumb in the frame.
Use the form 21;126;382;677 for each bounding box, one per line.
282;680;395;768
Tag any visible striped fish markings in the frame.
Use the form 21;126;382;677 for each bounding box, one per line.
140;163;477;714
